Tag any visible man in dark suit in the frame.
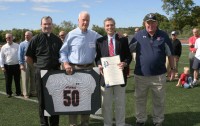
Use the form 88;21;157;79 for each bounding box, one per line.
95;17;132;126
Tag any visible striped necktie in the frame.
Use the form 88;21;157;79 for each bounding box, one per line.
109;38;114;56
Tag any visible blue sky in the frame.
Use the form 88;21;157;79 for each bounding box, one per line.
0;0;200;30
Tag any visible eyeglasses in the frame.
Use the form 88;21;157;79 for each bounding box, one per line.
6;37;11;39
59;35;64;37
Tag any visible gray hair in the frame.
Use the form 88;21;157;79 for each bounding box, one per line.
78;11;90;19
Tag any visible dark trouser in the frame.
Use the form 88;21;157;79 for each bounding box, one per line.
35;68;59;126
4;64;21;95
189;52;195;77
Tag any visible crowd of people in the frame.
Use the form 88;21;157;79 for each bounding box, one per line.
176;28;200;89
0;11;199;126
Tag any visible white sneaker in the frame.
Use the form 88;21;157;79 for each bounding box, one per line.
192;80;197;86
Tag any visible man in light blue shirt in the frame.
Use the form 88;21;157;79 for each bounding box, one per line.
60;11;101;126
18;31;36;98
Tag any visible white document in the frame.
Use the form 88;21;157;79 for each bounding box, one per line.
101;55;125;86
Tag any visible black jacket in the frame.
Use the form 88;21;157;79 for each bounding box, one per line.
95;34;132;87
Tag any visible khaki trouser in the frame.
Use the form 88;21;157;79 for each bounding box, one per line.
101;86;125;126
21;63;36;96
134;74;166;124
69;64;93;126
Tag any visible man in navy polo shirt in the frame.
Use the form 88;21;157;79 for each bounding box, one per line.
129;13;175;126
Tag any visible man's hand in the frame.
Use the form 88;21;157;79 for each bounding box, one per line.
1;67;6;72
117;62;127;70
98;65;104;75
25;56;33;65
189;43;194;48
20;64;26;71
64;62;73;75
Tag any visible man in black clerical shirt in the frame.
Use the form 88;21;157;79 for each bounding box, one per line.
26;16;62;126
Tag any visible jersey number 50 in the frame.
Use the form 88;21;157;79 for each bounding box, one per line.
63;90;79;106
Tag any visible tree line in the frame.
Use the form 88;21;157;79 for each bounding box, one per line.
0;0;199;43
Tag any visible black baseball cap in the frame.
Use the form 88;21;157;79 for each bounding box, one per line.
143;13;157;22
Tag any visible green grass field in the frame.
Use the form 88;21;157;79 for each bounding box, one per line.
0;46;200;126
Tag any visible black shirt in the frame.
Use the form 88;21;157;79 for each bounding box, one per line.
171;38;182;57
26;33;63;70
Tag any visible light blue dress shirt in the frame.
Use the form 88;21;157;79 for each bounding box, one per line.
18;40;30;65
60;27;101;64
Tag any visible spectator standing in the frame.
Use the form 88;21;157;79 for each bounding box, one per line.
18;31;36;98
171;31;182;78
59;30;66;42
26;16;62;126
166;31;182;79
58;30;67;70
123;33;131;77
188;28;199;76
1;33;21;98
95;17;132;126
135;27;140;34
129;13;175;126
132;28;140;62
60;11;101;126
192;37;200;86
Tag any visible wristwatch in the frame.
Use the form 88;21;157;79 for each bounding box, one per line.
171;67;175;70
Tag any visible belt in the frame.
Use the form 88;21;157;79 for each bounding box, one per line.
70;63;93;67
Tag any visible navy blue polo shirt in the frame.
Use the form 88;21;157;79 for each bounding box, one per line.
130;29;173;76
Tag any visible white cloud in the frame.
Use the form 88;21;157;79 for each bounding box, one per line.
0;0;25;2
0;5;8;10
81;3;90;9
30;0;75;3
32;5;62;12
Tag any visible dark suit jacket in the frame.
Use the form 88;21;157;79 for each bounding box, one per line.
95;34;132;87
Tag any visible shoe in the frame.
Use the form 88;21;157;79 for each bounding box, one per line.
189;82;194;88
136;122;145;126
154;123;162;126
192;80;197;86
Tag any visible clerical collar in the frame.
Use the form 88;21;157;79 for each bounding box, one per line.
43;33;51;37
